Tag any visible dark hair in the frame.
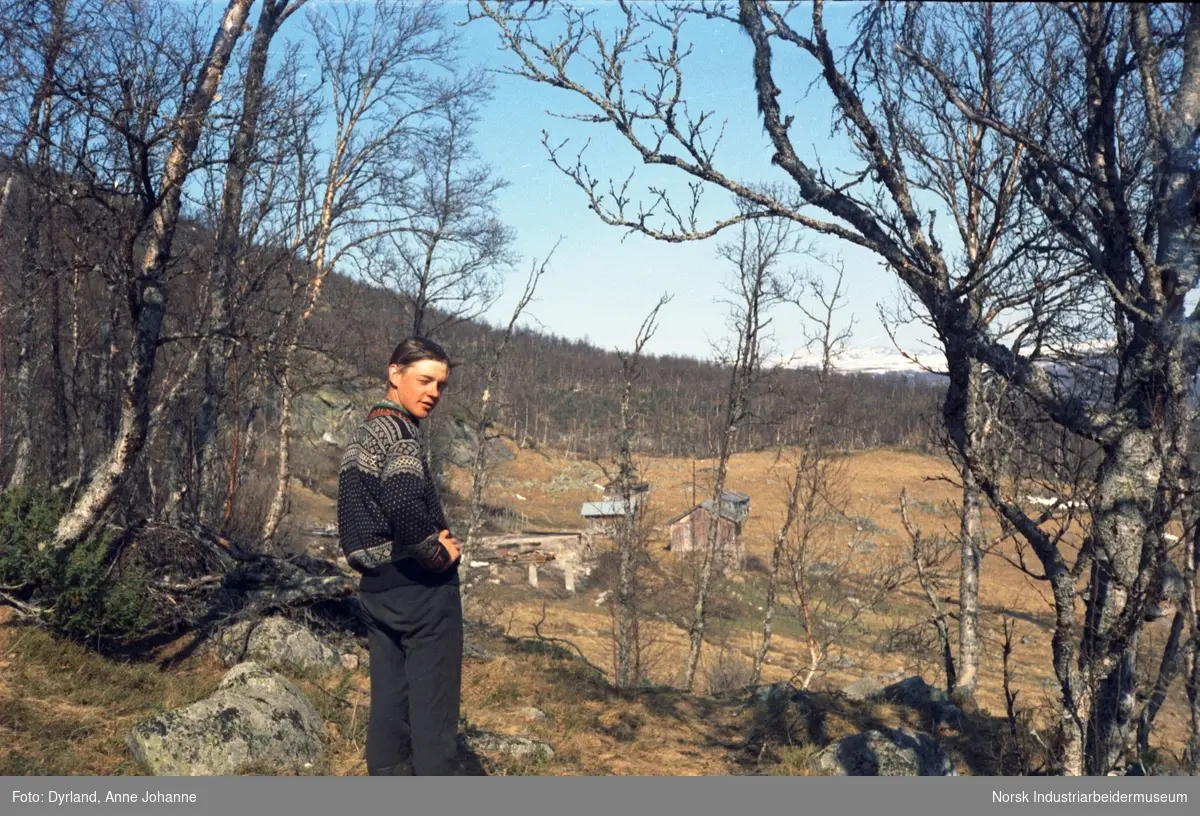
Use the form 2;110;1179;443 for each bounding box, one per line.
389;336;452;371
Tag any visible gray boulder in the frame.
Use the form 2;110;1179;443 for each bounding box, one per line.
128;663;325;775
748;682;802;707
876;676;964;731
217;616;341;672
809;728;956;776
841;676;883;701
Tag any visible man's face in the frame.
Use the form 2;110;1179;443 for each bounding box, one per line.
388;359;449;419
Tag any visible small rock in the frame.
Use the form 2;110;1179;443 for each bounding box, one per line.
519;707;548;722
826;653;858;671
463;640;492;662
463;729;554;762
876;676;963;730
749;682;801;706
340;653;359;671
594;590;611;607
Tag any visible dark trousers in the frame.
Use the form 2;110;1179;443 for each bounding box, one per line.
359;582;463;776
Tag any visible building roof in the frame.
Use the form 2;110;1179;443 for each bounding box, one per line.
665;490;752;526
581;499;636;517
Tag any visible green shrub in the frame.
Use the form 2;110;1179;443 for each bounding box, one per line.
0;487;154;646
0;487;62;588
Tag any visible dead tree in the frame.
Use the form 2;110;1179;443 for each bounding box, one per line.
682;211;798;692
460;248;553;585
898;489;962;694
752;264;849;684
610;293;671;688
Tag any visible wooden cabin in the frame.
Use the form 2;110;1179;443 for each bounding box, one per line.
666;490;751;565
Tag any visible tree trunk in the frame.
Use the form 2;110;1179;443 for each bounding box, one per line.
260;360;293;543
49;271;69;480
684;437;733;692
6;252;35;490
196;0;295;525
1186;523;1199;774
1084;422;1164;774
752;525;784;684
49;0;256;551
944;345;984;702
958;470;983;700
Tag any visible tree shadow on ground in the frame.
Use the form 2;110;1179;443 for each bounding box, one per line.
735;684;1037;776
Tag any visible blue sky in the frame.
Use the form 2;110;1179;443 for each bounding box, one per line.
450;1;934;364
196;1;940;365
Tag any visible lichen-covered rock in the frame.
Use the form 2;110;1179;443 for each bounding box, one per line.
808;728;956;776
447;417;515;469
128;663;325;775
217;616;341;672
462;729;554;762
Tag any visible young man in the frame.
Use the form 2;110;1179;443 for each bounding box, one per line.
337;337;463;776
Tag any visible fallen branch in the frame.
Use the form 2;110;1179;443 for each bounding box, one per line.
0;589;51;621
529;600;607;676
152;575;224;593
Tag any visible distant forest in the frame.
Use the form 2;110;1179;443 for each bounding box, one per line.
324;274;945;461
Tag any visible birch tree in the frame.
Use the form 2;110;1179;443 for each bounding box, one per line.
683;212;798;692
752;264;849;684
611;293;670;688
47;0;255;550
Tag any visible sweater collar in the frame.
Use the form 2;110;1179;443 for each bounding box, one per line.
370;399;418;424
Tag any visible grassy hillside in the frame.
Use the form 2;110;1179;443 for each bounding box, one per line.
2;445;1192;775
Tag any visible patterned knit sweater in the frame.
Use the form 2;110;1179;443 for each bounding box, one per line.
337;402;458;591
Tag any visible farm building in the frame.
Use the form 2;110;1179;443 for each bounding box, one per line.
580;481;651;540
666;490;751;565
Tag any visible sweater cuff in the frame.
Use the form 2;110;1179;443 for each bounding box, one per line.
410;531;454;572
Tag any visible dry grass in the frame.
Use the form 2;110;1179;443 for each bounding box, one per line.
446;444;1196;761
0;609;227;775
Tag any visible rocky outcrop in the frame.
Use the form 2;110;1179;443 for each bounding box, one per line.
128;663;325;775
838;675;964;731
217;616;342;672
447;417;515;469
809;727;956;776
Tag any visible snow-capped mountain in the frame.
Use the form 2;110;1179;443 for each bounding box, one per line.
776;345;945;378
